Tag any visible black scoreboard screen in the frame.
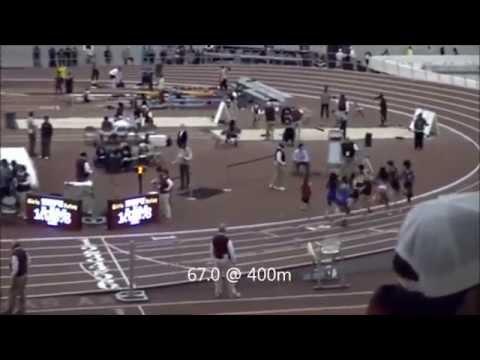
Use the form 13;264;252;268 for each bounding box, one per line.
26;194;82;230
107;193;159;230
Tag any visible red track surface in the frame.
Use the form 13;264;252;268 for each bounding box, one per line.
1;65;478;314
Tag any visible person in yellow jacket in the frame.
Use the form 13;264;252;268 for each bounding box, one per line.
406;46;413;56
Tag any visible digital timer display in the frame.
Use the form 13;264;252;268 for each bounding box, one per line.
26;194;82;230
107;193;159;230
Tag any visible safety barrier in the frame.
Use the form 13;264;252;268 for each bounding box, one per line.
368;55;479;90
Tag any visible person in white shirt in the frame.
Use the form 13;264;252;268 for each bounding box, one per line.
26;112;37;157
210;224;241;298
292;143;310;176
269;143;287;191
109;67;123;88
336;48;344;68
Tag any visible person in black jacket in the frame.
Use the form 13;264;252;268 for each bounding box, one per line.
413;113;428;150
40;116;53;159
4;242;29;314
48;47;56;68
33;46;41;67
374;93;388;126
176;124;188;148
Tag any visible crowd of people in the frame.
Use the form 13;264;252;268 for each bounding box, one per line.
0;159;32;219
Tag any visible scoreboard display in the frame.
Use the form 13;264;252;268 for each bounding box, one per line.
26;194;82;230
107;193;159;230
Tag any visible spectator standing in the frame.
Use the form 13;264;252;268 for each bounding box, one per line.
48;47;56;68
104;45;113;65
453;47;459;55
15;165;31;219
374;93;388;126
26;112;38;157
71;46;78;66
172;144;193;191
335;48;344;68
364;51;372;70
320;86;331;119
3;242;29;315
401;160;415;203
33;46;41;67
57;47;65;66
64;46;72;66
406;46;413;56
269;143;287;191
122;46;133;65
210;225;241;298
440;46;446;55
40;116;53;159
292;143;310;176
413;112;428;150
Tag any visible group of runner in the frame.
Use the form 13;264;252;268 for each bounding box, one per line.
323;159;415;220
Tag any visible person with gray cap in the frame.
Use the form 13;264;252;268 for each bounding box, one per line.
3;242;29;314
367;192;480;315
210;224;241;298
269;143;287;191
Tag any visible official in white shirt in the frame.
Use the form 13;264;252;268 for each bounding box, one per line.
292;143;310;176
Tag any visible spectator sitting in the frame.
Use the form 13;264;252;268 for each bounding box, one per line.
137;142;151;165
101;116;113;132
0;159;13;201
115;102;125;119
94;145;108;168
221;120;241;146
368;192;480;315
292;143;310;176
120;143;133;170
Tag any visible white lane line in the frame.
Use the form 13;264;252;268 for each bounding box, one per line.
368;228;399;235
114;308;126;315
27;290;375;313
215;304;368;315
456;181;480;193
101;237;130;288
138;306;146;315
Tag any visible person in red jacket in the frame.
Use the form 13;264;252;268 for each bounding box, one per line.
301;175;312;211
